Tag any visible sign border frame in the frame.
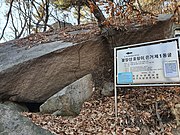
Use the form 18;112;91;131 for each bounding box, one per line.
114;37;180;87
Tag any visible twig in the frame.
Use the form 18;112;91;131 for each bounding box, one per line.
155;101;164;133
0;0;14;40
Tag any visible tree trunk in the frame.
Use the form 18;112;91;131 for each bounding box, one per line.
85;0;106;26
44;0;49;31
77;0;81;25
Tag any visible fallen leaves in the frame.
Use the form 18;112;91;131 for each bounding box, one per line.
2;23;100;49
22;86;180;134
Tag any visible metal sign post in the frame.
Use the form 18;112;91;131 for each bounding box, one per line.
114;37;180;119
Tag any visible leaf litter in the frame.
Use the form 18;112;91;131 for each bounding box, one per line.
22;86;180;135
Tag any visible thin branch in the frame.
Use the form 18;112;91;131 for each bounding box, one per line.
155;102;164;133
0;0;14;40
16;19;27;39
10;12;18;38
12;3;39;29
31;0;42;19
136;0;156;16
9;1;28;39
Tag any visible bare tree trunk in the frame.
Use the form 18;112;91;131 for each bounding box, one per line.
85;0;106;26
77;0;81;25
27;0;32;35
44;0;49;31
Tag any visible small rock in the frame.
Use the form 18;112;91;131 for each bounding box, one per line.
101;81;114;96
157;14;173;21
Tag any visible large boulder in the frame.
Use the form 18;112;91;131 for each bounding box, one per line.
0;37;110;103
0;104;53;135
40;74;94;116
0;17;177;103
2;101;29;112
105;16;176;51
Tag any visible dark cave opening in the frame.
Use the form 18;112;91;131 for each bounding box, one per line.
23;102;42;112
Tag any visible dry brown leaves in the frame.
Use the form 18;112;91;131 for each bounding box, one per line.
2;23;100;49
22;86;180;135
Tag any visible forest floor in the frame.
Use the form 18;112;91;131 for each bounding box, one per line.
22;86;180;135
0;23;100;48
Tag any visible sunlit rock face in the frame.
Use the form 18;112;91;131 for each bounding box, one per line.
0;37;110;103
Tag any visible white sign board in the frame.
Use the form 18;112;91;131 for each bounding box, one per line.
115;38;180;86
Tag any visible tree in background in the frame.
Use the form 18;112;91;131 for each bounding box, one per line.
0;0;14;41
0;0;70;41
89;0;180;28
0;0;179;42
51;0;96;25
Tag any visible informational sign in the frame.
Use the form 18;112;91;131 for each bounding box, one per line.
115;38;180;86
114;38;180;119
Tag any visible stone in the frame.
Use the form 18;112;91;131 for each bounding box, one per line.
0;37;110;103
0;104;54;135
0;17;177;103
106;18;176;51
40;74;94;116
51;21;72;29
101;81;114;96
2;101;29;112
157;14;173;21
68;29;90;35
